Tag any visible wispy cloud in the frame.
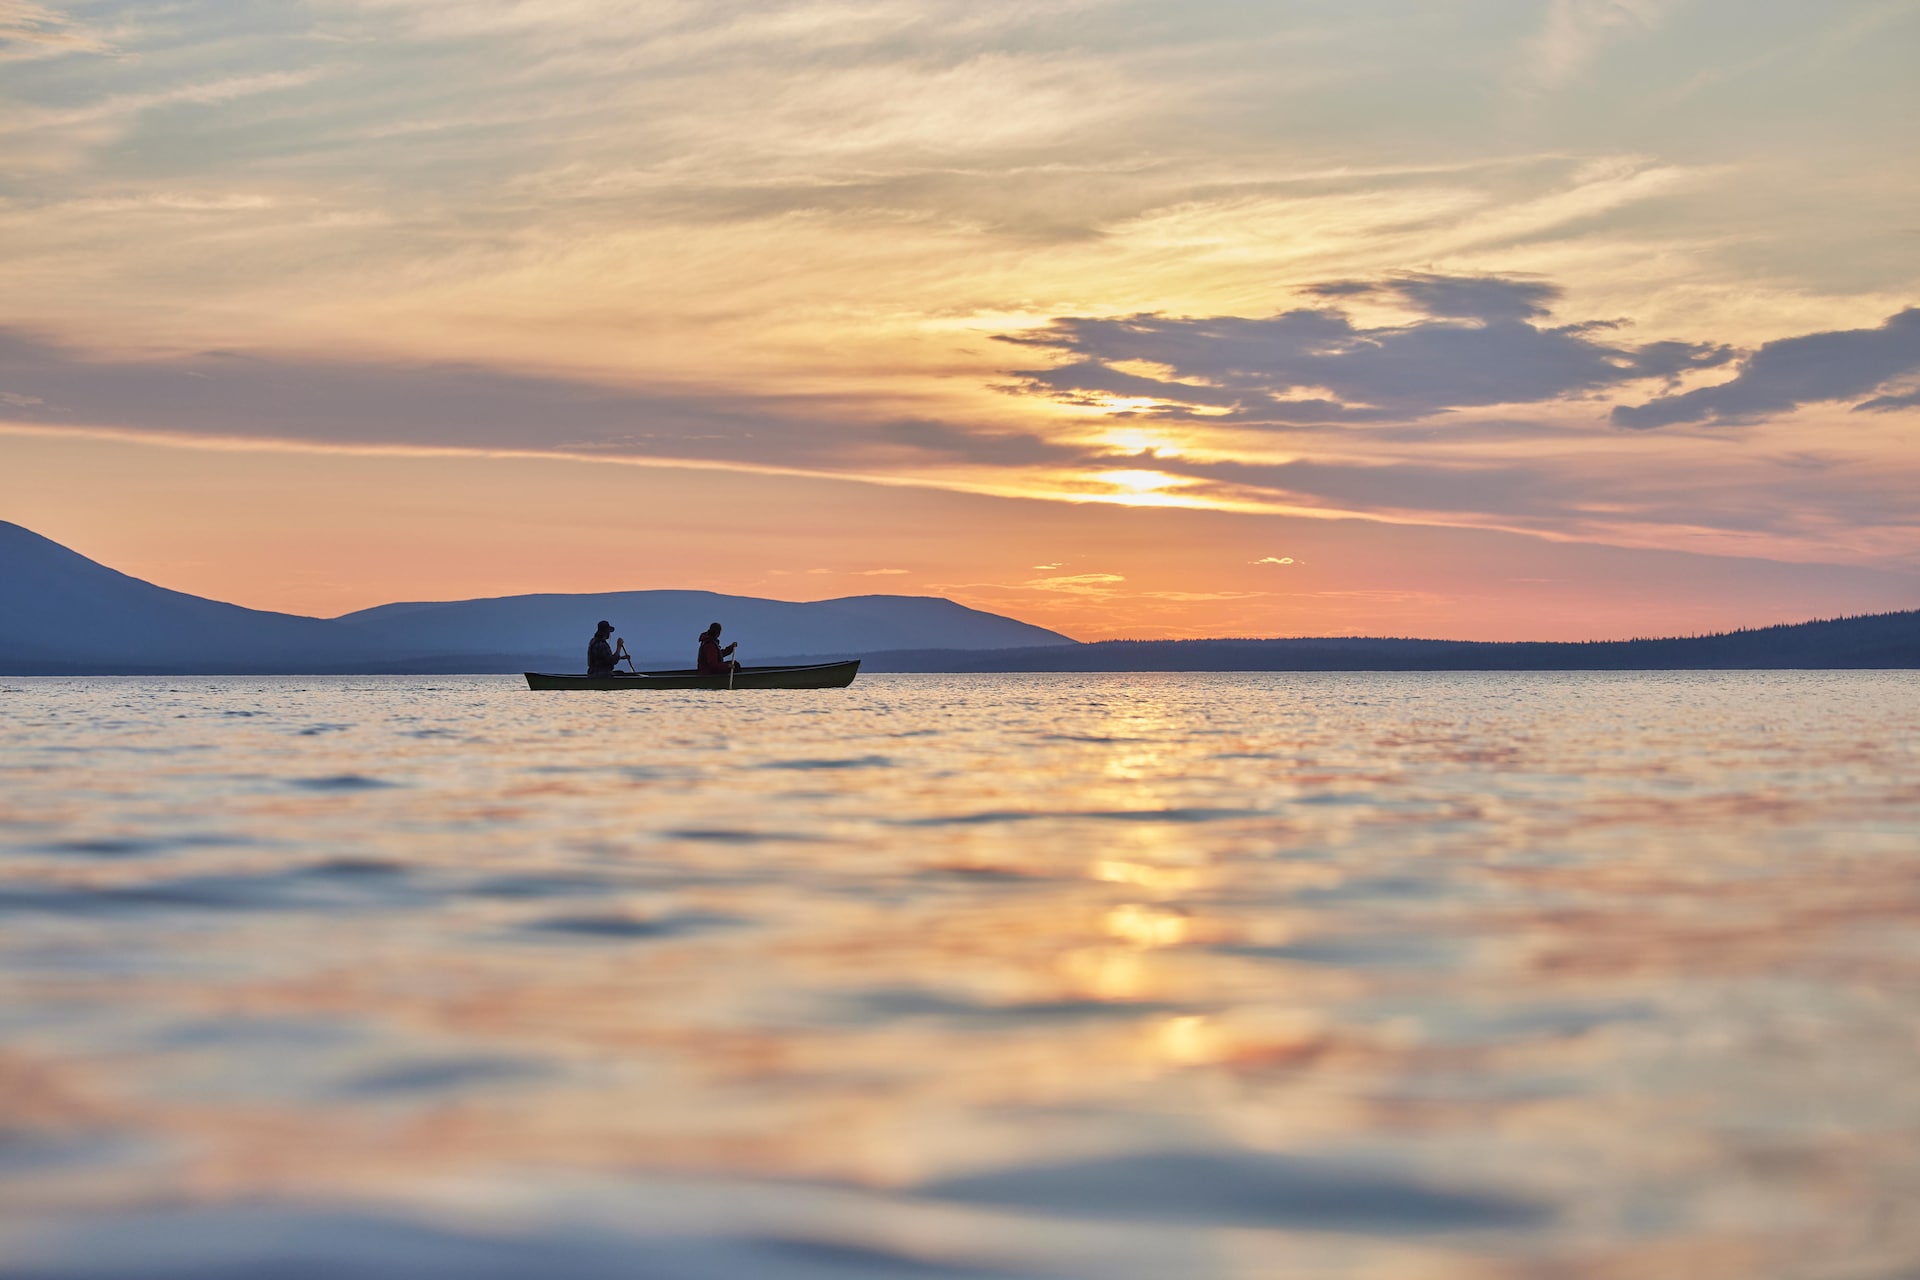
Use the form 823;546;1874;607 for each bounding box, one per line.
3;70;319;133
1523;0;1673;88
1023;572;1126;595
0;1;112;62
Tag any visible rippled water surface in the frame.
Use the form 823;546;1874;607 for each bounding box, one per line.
1;672;1917;1278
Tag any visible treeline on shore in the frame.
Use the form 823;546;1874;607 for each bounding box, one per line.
856;610;1920;672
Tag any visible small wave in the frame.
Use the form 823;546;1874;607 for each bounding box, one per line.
917;1149;1552;1232
1295;875;1438;903
22;832;262;860
3;1208;1034;1280
0;877;271;915
900;807;1266;828
664;828;821;844
339;1056;544;1097
523;910;743;940
917;863;1049;882
1211;935;1456;969
1296;791;1379;806
0;863;422;916
33;837;166;858
849;987;1187;1024
755;755;894;771
288;774;399;791
467;873;612;900
298;858;406;879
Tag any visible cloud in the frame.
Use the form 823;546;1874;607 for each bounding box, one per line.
1024;572;1126;595
4;70;321;133
0;1;111;61
877;419;1094;467
1524;0;1671;88
1251;556;1294;565
1191;457;1591;522
1000;274;1734;425
0;325;869;471
1856;388;1920;413
1614;308;1920;428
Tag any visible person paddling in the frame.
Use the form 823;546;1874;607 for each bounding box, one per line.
696;622;739;675
587;620;624;677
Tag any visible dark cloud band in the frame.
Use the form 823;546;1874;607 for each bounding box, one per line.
1614;308;1920;428
998;274;1736;425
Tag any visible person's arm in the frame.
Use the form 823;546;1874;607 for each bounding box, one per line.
721;642;736;656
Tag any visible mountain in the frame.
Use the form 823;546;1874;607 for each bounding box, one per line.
0;521;1073;674
858;612;1920;671
334;590;1073;669
0;521;380;673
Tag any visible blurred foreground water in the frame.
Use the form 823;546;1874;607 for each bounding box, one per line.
0;672;1916;1278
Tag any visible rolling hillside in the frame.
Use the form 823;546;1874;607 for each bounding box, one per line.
335;590;1073;669
0;521;1073;674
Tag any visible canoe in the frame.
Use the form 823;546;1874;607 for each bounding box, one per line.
524;660;860;691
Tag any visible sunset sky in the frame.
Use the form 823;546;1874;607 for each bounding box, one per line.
3;0;1918;639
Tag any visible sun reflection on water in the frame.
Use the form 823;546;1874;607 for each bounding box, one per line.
0;673;1917;1277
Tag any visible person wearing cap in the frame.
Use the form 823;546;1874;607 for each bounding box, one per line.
587;620;621;677
696;622;739;675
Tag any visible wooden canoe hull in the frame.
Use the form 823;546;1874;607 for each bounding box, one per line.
524;660;860;690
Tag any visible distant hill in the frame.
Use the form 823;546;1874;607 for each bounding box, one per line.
859;612;1920;671
335;590;1073;670
0;521;380;673
0;521;1072;674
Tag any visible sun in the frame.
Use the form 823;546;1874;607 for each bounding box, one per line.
1095;426;1188;457
1090;468;1200;507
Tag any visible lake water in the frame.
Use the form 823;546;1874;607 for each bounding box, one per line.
1;672;1916;1278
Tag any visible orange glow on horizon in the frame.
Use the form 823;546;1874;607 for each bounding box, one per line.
3;428;1917;644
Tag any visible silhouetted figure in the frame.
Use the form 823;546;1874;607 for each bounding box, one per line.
587;620;621;677
697;622;739;675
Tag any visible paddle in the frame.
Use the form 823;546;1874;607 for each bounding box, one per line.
729;648;738;690
615;638;637;674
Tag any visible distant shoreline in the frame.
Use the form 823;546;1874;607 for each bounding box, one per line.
7;610;1915;675
855;612;1920;673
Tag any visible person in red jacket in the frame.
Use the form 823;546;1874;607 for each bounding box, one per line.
696;622;739;675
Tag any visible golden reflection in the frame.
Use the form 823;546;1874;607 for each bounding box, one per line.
8;675;1920;1278
1091;859;1204;893
1057;947;1153;1001
1104;903;1191;949
1153;1014;1221;1066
